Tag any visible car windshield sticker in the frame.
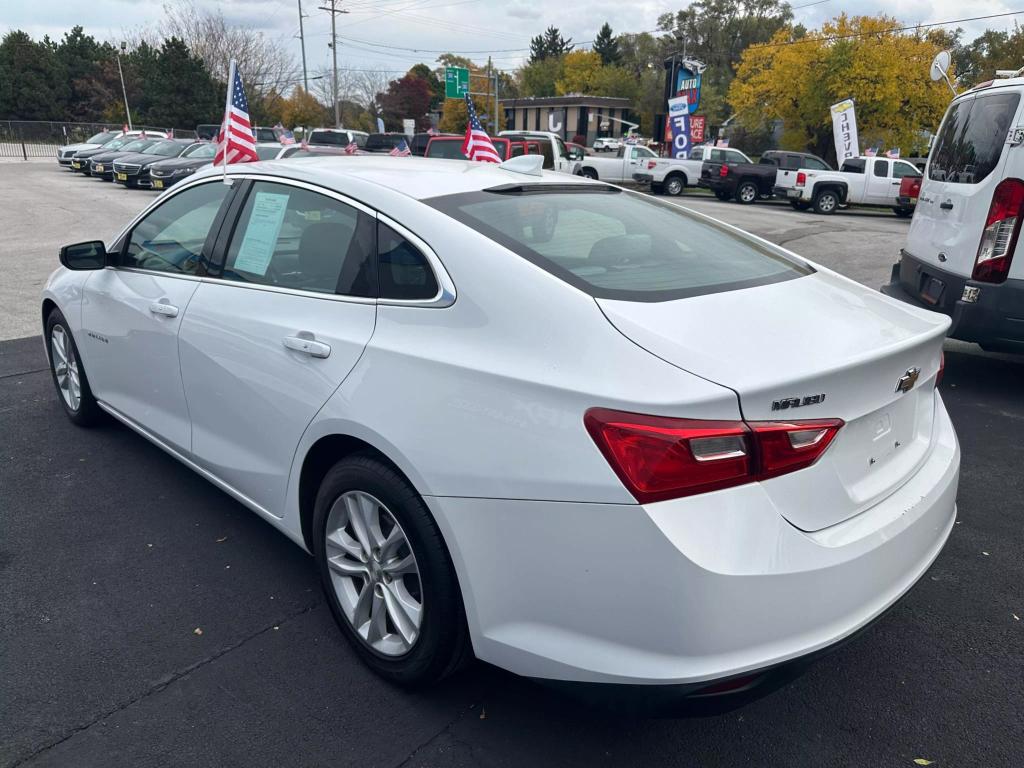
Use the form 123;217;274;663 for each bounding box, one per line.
234;191;289;276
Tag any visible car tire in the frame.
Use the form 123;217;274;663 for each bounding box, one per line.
789;200;811;211
664;174;685;196
893;207;914;218
580;168;598;180
812;189;839;215
45;308;104;427
735;181;758;204
313;453;470;687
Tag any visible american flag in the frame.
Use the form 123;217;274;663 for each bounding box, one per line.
885;148;901;159
389;139;411;157
461;94;501;163
864;147;876;157
214;62;258;166
344;140;358;155
273;123;296;145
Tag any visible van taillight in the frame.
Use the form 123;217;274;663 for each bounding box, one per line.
584;409;843;503
974;178;1024;283
719;164;729;177
796;172;806;187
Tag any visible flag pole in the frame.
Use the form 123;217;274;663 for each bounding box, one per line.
221;59;236;185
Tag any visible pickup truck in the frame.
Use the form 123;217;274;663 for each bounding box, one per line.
700;150;831;204
579;144;701;196
896;175;921;214
497;130;574;174
780;155;923;215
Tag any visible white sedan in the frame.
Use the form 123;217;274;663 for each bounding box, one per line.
42;154;959;701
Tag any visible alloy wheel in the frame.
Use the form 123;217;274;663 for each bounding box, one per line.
818;193;836;213
324;490;423;656
667;178;683;195
50;325;81;411
739;184;757;203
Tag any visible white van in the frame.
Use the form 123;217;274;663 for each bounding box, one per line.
882;77;1024;353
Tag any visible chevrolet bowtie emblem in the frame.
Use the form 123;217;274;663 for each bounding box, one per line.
895;367;921;394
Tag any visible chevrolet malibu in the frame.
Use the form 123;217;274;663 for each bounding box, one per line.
42;155;959;699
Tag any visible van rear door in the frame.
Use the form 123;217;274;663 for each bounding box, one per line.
904;88;1023;277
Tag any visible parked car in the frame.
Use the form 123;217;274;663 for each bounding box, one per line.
196;123;278;143
784;155;922;215
113;139;197;188
897;175;922;211
593;136;622;152
365;133;411;153
57;131;121;167
633;144;753;196
773;154;834;209
566;142;586;174
424;136;510;161
409;133;456;156
86;138;163;181
579;143;662;183
701;150;832;204
68;133;156;175
306;128;370;149
43;155;958;702
148;142;216;189
497;131;574;174
882;77;1024;353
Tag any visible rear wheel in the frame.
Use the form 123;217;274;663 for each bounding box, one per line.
45;309;103;426
580;168;598;180
812;189;839;215
313;454;469;686
735;181;758;204
664;174;685;196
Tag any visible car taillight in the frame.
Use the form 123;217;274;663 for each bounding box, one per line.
647;160;656;170
936;351;945;387
719;164;729;177
584;408;843;503
796;172;806;187
974;178;1024;283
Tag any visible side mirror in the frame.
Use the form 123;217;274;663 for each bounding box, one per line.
59;241;107;270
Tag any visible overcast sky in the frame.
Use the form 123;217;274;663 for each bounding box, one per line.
2;0;1019;77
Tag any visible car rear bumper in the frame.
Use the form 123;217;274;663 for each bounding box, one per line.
427;392;959;687
881;249;1024;351
773;185;803;199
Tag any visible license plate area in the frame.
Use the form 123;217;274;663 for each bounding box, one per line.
152;179;163;189
94;164;103;172
919;275;944;305
116;172;127;181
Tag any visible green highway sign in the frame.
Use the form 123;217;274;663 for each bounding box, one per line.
444;66;469;99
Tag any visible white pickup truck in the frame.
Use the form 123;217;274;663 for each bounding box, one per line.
781;155;923;215
578;144;726;196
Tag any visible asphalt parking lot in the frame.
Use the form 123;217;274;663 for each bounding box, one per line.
1;161;1022;767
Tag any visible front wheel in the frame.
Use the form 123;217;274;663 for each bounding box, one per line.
45;309;103;426
735;181;758;204
580;168;598;180
893;207;914;218
313;454;469;686
812;189;839;215
663;174;685;196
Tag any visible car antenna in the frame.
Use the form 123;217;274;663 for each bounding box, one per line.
496;155;544;177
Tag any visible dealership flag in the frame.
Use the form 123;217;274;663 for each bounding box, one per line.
830;99;859;165
886;148;901;159
214;60;258;169
273;123;296;145
344;140;359;155
389;139;411;157
461;94;501;162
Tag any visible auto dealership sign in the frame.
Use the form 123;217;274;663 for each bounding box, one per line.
830;99;860;164
668;95;691;158
674;65;702;114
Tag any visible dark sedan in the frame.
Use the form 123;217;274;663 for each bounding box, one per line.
70;136;146;176
147;142;216;190
86;139;162;181
113;139;198;188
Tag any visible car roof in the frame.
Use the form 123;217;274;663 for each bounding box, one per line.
191;155;598;202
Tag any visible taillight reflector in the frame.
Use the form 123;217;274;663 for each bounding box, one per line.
974;178;1024;283
796;172;806;187
936;351;945;387
719;164;729;177
584;408;843;503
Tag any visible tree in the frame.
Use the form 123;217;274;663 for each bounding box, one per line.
518;56;564;97
0;31;65;120
143;37;221;127
279;88;329;129
378;73;432;130
409;63;444;111
55;27;120;122
593;23;621;66
729;14;952;161
438;93;505;133
951;25;1024;87
529;26;573;63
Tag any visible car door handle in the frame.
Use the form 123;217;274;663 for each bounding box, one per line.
149;302;179;317
283;335;331;359
940;201;953;210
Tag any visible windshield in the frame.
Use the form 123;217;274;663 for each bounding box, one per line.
430;189;812;301
86;132;116;144
255;145;281;160
144;140;185;156
310;130;349;146
184;143;216;158
929;91;1020;184
367;134;403;150
100;138;130;151
116;140;151;153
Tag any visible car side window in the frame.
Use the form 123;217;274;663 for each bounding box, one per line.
221;181;375;297
122;181;231;274
873;160;889;177
726;150;745;163
893;161;921;178
840;159;865;174
690;147;703;161
710;149;724;162
804;157;829;170
378;223;439;301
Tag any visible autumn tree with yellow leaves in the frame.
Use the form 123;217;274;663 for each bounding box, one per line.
728;14;953;161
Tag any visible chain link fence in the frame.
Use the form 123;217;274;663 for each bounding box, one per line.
0;120;197;159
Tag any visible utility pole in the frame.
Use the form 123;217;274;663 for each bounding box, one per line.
116;41;133;130
297;0;308;93
320;0;348;128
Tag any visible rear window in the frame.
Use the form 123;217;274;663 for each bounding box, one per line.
429;189;812;302
929;91;1020;184
426;139;467;160
310;130;349;146
840;158;865;174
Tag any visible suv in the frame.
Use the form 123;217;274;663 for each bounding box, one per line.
593;136;622;152
306;128;369;149
424;136;510;161
365;133;410;153
882;78;1024;353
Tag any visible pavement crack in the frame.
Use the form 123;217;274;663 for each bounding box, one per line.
0;367;48;381
390;703;477;768
7;601;321;768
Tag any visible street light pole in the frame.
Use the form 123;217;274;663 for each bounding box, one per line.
297;0;309;93
320;1;347;128
116;42;133;130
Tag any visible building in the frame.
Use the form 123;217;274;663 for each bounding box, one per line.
500;95;634;146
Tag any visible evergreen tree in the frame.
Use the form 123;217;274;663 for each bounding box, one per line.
143;38;221;127
592;23;620;66
0;31;66;120
542;26;574;58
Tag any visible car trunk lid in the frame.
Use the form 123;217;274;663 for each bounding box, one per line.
597;271;949;531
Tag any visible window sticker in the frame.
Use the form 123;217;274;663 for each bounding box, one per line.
234;191;290;275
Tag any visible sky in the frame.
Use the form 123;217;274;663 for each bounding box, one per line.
2;0;1021;79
